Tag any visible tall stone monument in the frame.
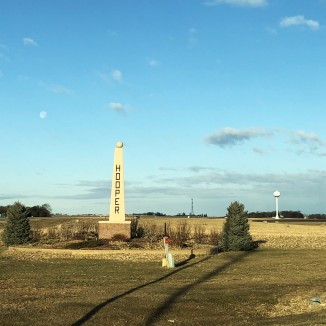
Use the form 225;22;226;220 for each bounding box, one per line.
98;141;131;239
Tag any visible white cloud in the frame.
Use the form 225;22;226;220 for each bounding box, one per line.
280;15;320;30
291;130;326;157
109;102;128;113
112;69;122;82
49;84;73;95
205;127;272;147
295;130;320;142
23;37;38;46
204;0;267;7
205;127;326;157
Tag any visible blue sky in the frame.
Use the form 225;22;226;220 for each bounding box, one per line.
1;0;326;216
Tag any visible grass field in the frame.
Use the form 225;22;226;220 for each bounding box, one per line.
0;217;326;325
0;247;326;325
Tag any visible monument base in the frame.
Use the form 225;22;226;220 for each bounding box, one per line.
98;221;131;240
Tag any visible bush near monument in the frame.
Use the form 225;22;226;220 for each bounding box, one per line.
219;201;254;252
2;201;31;246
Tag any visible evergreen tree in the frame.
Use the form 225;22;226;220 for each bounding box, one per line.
219;201;253;251
2;202;31;246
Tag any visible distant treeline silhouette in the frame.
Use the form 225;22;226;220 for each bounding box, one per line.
0;203;52;218
248;211;326;219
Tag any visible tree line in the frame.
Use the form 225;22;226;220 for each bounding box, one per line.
0;203;52;218
248;210;326;219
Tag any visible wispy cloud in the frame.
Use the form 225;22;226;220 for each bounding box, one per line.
188;166;215;173
280;15;320;30
204;0;268;7
95;71;111;84
205;127;326;157
290;130;326;157
0;194;26;200
148;58;160;67
188;28;199;48
38;82;74;95
205;127;272;147
96;69;123;84
107;29;118;37
0;44;10;62
112;69;122;82
109;102;129;113
265;26;278;35
295;130;321;143
23;37;38;46
49;84;74;95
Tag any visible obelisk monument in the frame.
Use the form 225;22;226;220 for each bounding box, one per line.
109;141;125;222
98;141;131;239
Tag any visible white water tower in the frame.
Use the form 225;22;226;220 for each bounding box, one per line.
273;190;281;219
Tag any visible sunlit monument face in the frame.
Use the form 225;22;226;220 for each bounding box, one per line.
98;141;131;239
109;141;125;222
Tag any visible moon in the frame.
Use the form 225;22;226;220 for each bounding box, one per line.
40;111;47;119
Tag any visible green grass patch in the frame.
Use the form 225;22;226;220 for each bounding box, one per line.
0;247;325;325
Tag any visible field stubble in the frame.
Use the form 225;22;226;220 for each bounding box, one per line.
139;217;326;250
1;217;326;325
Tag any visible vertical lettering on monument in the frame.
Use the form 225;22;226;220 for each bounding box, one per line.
109;142;126;222
115;165;120;214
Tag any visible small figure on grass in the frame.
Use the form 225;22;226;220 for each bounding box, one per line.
219;201;255;252
2;201;31;246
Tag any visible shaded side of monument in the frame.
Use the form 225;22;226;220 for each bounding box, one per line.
98;141;131;239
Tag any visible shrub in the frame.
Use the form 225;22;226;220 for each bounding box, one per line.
130;217;144;238
219;201;254;252
169;221;191;248
65;240;106;249
111;233;129;242
2;202;31;246
208;227;219;246
193;225;207;244
142;222;163;244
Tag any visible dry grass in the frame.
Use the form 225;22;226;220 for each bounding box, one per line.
1;216;326;325
0;247;326;325
1;216;326;250
138;217;326;249
250;220;326;249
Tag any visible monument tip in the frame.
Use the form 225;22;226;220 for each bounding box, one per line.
116;141;123;148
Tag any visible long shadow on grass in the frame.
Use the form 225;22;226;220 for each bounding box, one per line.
71;255;211;326
144;250;256;326
72;251;256;326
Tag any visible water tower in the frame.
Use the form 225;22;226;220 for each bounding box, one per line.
273;191;281;219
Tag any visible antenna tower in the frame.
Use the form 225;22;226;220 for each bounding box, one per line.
190;198;194;216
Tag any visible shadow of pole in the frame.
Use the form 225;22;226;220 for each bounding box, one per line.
72;250;257;326
144;250;256;326
71;256;211;326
